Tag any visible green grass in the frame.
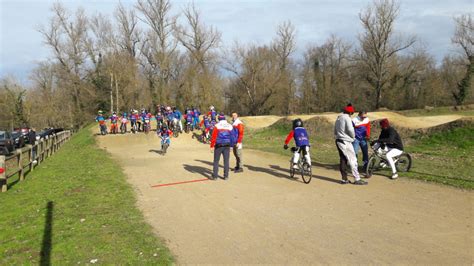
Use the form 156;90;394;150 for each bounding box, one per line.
247;120;474;189
0;126;174;264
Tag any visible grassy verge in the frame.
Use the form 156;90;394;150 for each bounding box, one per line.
0;126;173;264
397;104;474;117
246;120;474;189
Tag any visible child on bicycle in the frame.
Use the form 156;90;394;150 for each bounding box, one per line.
283;118;311;169
199;114;212;140
120;112;128;133
109;112;119;134
158;124;173;150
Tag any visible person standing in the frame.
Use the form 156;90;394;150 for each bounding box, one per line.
210;113;233;180
231;112;244;173
334;104;368;185
28;128;37;164
352;111;371;170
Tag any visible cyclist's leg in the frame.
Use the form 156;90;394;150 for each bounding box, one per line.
303;146;311;165
385;148;403;174
292;147;300;167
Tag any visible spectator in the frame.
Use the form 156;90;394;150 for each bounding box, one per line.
28;128;37;164
334;104;368;185
210;113;233;180
352;111;371;170
231;112;244;173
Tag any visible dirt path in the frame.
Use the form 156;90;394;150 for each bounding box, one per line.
97;130;473;264
243;112;468;129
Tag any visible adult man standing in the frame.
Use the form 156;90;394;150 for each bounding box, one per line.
28;128;37;164
231;112;244;173
334;104;368;185
352;111;371;170
210;113;233;180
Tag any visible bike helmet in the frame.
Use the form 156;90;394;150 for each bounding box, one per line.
98;110;103;114
218;112;226;121
123;112;127;116
292;118;303;129
209;105;215;111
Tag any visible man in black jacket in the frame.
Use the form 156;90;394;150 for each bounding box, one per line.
28;128;37;164
377;119;403;179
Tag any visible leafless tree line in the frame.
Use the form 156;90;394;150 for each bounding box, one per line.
0;0;472;130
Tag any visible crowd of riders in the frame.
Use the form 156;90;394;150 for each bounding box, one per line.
94;105;232;154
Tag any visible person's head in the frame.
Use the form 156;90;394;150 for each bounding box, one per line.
209;105;215;111
203;114;208;119
98;110;103;115
343;103;355;116
292;118;303;129
232;112;238;121
379;118;390;129
358;111;367;119
162;124;168;130
113;111;116;115
123;112;127;117
172;107;176;111
218;112;226;121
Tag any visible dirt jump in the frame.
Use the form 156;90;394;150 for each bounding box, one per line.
96;119;473;264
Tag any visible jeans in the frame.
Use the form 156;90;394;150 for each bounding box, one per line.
213;146;230;178
233;145;243;169
353;138;369;168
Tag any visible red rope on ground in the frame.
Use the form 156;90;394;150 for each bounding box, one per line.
151;178;210;188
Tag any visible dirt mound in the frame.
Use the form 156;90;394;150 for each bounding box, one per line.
243;111;471;131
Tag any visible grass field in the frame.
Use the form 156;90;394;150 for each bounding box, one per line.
0;126;173;264
246;119;474;189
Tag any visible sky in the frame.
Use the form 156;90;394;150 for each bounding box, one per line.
0;0;473;84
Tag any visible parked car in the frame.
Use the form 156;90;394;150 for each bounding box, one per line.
0;131;15;155
37;128;55;140
11;131;25;149
13;127;30;144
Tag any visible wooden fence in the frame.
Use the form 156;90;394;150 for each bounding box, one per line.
0;130;72;192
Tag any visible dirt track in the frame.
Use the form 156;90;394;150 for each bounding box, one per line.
97;128;473;264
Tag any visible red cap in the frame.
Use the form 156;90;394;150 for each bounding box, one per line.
0;168;4;174
380;118;390;128
344;104;355;113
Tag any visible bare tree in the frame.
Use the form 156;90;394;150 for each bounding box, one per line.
38;3;90;127
357;0;415;109
451;14;473;105
174;3;221;108
136;0;178;104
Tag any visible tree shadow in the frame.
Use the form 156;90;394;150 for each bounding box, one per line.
40;201;53;266
183;164;213;179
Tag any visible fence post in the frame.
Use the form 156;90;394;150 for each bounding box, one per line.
38;140;43;165
1;155;7;192
27;144;34;172
17;149;24;181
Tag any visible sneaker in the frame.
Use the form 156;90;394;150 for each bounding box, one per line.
234;168;243;173
391;173;398;179
292;164;299;169
210;175;218;180
340;179;350;185
353;179;368;185
33;160;38;164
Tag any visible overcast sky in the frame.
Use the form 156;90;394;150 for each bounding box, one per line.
1;0;472;83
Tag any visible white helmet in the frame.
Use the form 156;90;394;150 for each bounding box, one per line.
166;106;171;111
209;105;215;111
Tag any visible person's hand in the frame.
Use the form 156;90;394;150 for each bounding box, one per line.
365;136;370;141
237;143;242;150
283;144;288;150
210;147;214;153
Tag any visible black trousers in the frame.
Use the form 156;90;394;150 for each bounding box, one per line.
213;146;230;178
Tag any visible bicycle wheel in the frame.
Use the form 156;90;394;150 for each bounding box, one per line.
365;156;378;178
396;153;412;172
301;163;312;184
289;161;295;178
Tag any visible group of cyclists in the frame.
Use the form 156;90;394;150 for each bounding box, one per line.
95;105;223;152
